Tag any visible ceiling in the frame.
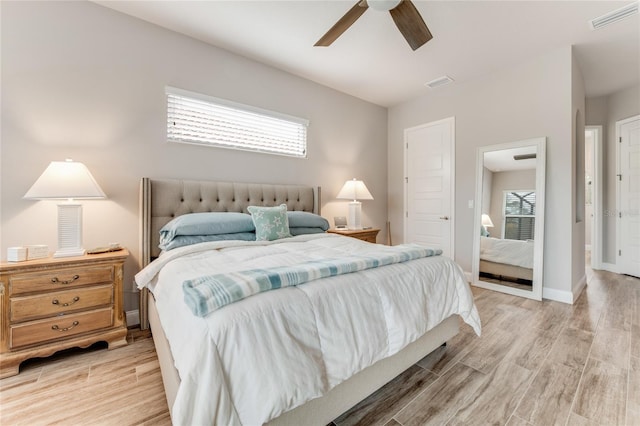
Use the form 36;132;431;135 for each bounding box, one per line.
484;146;537;172
94;0;640;107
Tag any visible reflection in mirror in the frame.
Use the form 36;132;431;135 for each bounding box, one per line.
472;138;546;300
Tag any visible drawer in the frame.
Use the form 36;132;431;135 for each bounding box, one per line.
10;308;113;349
10;285;113;322
10;265;114;295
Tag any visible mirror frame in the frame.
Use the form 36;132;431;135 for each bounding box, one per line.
471;137;546;300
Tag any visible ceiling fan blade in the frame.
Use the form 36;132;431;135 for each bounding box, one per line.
315;1;369;47
389;0;433;51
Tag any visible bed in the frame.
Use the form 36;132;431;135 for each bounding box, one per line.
137;178;481;425
479;236;534;282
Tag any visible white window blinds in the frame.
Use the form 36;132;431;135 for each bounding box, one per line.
503;191;536;240
166;87;308;158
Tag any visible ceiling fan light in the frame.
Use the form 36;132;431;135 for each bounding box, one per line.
367;0;402;12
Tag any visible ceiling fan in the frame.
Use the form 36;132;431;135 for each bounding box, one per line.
315;0;433;51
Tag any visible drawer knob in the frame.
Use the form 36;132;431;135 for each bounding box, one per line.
51;275;80;285
51;321;79;332
52;296;80;307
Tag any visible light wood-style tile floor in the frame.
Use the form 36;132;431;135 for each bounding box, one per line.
1;266;638;425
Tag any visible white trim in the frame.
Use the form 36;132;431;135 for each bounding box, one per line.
403;116;456;259
471;137;545;301
615;115;640;276
126;309;140;328
601;262;620;274
464;271;472;283
585;125;603;270
542;286;575;304
572;274;587;302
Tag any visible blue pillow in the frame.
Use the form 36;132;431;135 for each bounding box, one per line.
247;204;292;241
160;232;256;251
287;211;329;230
289;227;327;236
159;212;254;246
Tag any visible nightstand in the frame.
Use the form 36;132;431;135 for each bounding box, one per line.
327;228;380;243
0;249;129;378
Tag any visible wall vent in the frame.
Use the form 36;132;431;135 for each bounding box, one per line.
425;75;454;89
514;153;536;160
589;2;638;30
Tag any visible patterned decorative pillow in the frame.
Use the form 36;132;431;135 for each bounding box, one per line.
247;204;292;241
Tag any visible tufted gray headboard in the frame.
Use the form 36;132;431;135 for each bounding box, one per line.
140;178;319;262
138;178;320;329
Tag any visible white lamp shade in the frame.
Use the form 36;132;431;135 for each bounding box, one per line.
23;160;105;258
481;214;494;227
336;179;374;202
24;160;106;200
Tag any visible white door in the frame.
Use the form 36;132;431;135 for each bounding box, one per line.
405;117;455;258
618;115;640;278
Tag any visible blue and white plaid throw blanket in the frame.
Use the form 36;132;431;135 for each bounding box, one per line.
183;244;442;317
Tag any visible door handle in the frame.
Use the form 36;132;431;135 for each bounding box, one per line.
440;216;449;220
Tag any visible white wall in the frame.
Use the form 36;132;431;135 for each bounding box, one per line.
586;84;640;265
571;47;586;294
0;1;388;312
481;167;493;221
388;46;575;296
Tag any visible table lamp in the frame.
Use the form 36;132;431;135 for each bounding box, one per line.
481;213;494;236
337;178;373;230
24;159;106;257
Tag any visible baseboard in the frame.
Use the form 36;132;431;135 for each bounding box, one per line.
467;269;583;304
542;286;574;304
126;310;140;327
572;275;587;303
600;262;619;274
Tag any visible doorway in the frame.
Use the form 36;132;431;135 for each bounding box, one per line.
616;115;640;278
404;117;455;259
585;126;602;270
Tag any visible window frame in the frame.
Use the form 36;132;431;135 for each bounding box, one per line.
502;189;536;240
166;86;309;158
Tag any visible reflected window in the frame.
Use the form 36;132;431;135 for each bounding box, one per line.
503;191;535;240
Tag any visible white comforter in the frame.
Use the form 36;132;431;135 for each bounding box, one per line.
480;236;534;269
136;234;481;425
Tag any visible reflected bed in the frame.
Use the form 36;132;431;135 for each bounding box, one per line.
479;236;533;282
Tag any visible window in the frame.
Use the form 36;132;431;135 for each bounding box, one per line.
166;87;308;158
503;191;535;240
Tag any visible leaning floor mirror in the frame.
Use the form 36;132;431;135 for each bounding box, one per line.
472;137;546;300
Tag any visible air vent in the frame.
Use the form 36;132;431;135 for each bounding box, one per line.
589;2;638;30
425;76;454;89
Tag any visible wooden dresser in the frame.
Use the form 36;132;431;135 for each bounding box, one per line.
327;228;380;243
0;250;129;378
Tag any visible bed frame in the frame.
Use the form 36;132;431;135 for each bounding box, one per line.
479;259;533;282
139;177;459;425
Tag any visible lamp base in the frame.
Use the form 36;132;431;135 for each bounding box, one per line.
56;203;85;258
347;201;363;230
